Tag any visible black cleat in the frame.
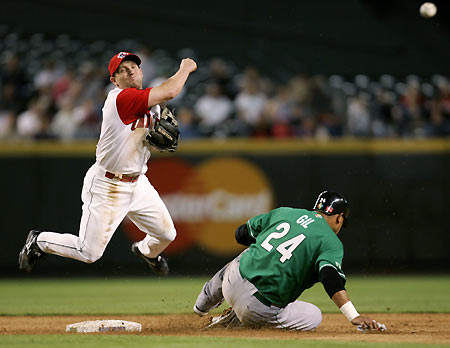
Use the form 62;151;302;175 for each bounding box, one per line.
131;242;169;276
18;230;46;272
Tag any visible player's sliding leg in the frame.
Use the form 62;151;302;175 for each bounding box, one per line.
220;257;321;330
194;262;229;316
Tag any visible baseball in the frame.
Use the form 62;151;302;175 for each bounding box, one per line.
420;2;437;18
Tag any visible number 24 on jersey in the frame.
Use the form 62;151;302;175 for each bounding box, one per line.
261;215;314;263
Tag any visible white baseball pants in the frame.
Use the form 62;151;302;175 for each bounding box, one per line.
36;163;176;263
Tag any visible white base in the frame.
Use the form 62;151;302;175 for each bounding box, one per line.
66;320;142;333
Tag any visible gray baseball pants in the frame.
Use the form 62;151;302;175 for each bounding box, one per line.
195;255;322;330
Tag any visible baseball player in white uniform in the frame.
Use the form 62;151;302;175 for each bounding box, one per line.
18;52;197;275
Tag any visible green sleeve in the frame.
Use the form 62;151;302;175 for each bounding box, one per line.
246;211;272;239
316;239;346;280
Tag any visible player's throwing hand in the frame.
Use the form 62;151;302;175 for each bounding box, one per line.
180;58;197;73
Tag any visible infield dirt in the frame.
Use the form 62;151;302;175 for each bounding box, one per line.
1;313;449;345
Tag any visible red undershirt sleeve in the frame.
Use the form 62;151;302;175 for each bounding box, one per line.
116;88;151;125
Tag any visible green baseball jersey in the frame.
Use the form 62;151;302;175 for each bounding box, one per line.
239;207;345;307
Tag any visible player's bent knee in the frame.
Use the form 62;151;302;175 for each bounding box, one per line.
83;255;101;264
308;306;323;330
82;250;103;264
161;228;176;243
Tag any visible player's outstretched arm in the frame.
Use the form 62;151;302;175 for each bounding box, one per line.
319;268;386;331
147;58;197;107
331;290;386;331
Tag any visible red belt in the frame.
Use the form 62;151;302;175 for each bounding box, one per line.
105;171;139;183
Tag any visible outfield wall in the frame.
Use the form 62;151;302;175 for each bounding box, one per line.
1;139;449;276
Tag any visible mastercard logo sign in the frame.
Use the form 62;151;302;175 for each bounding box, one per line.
122;157;274;256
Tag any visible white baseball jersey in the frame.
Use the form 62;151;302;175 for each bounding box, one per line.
36;86;176;263
96;87;159;175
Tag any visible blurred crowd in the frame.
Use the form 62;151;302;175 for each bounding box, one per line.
0;30;449;141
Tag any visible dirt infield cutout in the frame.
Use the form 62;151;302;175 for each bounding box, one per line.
1;313;449;345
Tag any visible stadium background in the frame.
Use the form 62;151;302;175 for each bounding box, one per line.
0;0;449;277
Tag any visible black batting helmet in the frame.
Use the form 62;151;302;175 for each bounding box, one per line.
313;191;350;227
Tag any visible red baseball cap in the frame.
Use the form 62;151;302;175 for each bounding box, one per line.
108;52;141;77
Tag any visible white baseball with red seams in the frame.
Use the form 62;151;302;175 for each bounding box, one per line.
420;2;437;18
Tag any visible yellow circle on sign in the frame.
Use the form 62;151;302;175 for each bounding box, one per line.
194;157;274;255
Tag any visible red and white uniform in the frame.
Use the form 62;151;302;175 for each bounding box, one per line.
97;87;153;175
36;87;176;263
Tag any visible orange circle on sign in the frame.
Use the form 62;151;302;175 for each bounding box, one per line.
122;157;274;256
193;157;274;255
122;158;206;254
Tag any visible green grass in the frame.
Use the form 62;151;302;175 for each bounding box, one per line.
0;277;205;316
1;275;449;348
1;335;449;348
1;275;449;316
301;275;450;313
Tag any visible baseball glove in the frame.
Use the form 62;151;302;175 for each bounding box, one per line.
146;107;180;152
